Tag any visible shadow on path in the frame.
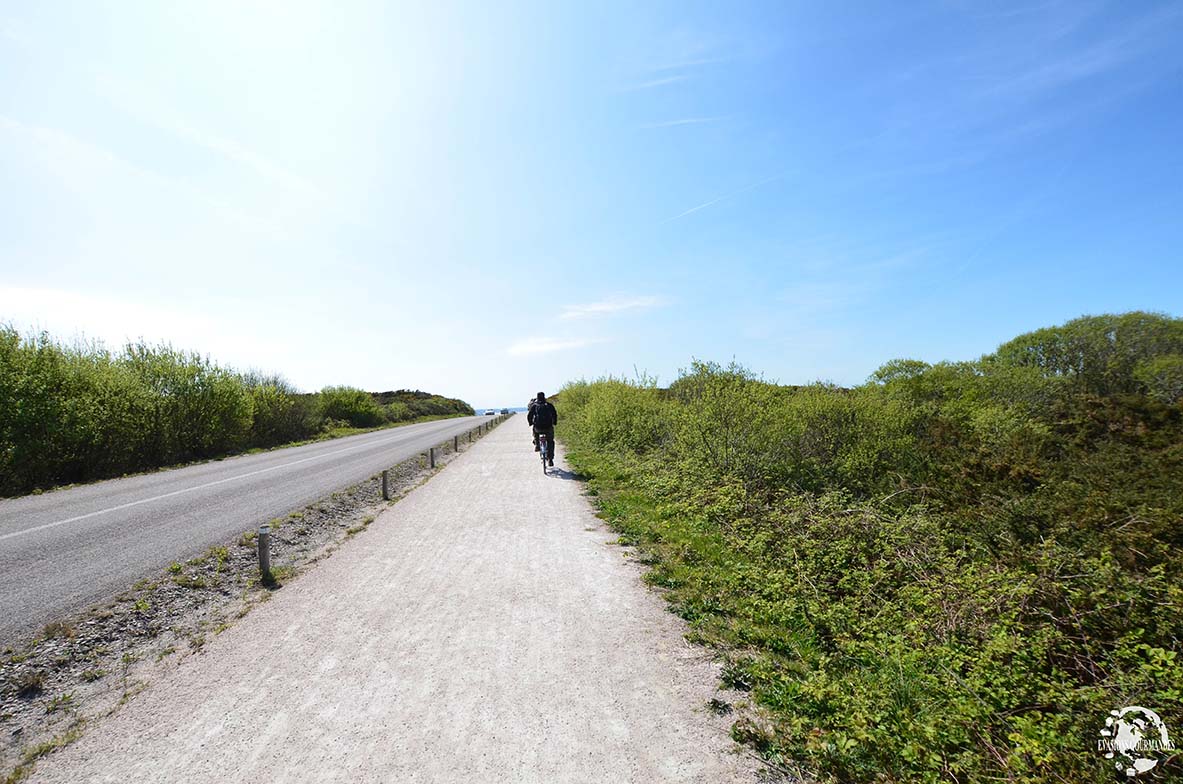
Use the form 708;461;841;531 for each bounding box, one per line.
546;467;584;481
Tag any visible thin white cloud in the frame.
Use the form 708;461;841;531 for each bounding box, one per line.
975;4;1182;100
507;337;604;356
0;115;289;241
661;174;783;224
560;295;665;320
641;117;723;129
172;121;323;198
649;55;732;71
623;75;688;91
94;73;324;200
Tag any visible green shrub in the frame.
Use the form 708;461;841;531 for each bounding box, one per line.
991;311;1183;396
562;375;669;455
382;401;413;422
315;386;387;429
0;325;471;494
372;389;474;418
1134;354;1183;404
245;374;317;447
559;311;1183;783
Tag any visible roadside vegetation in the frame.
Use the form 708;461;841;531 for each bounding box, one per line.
559;311;1183;782
0;326;472;496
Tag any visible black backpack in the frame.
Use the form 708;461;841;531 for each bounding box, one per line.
532;401;554;428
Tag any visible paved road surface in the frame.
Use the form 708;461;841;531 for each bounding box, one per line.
0;416;495;643
28;418;759;783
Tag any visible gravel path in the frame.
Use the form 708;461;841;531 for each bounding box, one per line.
28;417;760;783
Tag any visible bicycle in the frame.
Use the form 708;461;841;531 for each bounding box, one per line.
538;433;550;474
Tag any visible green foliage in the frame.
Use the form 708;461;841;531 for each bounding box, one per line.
0;324;472;495
991;311;1183;396
243;373;316;446
121;342;254;461
560;375;669;455
1134;354;1183;404
316;386;387;428
372;389;474;419
559;311;1183;783
383;401;413;422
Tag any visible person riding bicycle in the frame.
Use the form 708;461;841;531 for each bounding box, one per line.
527;391;557;467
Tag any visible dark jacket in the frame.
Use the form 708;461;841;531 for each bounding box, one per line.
527;400;558;428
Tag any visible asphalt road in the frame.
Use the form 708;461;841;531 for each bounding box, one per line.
0;415;496;644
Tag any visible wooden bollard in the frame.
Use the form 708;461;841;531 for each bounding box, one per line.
429;447;436;468
381;469;389;500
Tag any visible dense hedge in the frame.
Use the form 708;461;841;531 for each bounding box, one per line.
0;326;473;495
558;311;1183;782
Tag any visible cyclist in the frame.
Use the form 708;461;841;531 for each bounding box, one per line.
527;391;558;467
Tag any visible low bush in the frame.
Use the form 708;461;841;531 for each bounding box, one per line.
0;326;474;495
559;311;1183;782
316;386;387;429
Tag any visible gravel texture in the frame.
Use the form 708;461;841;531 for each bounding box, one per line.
23;418;766;783
0;421;501;780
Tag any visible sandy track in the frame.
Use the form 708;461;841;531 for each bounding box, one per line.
30;418;760;783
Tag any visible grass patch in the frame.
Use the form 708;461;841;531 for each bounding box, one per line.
208;545;230;571
2;719;86;784
171;573;207;590
258;565;294;588
44;692;73;714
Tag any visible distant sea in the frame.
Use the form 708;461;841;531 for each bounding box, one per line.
474;406;530;413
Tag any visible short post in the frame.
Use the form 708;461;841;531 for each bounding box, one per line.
453;435;459;451
381;469;389;500
257;525;272;583
429;447;436;468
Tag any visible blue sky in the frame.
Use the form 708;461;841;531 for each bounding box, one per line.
2;1;1181;407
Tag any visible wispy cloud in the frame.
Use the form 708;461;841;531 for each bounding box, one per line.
94;73;325;200
506;337;604;356
661;174;782;224
974;4;1182;99
560;295;665;320
623;75;688;91
649;55;732;71
0;115;291;241
640;117;723;129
